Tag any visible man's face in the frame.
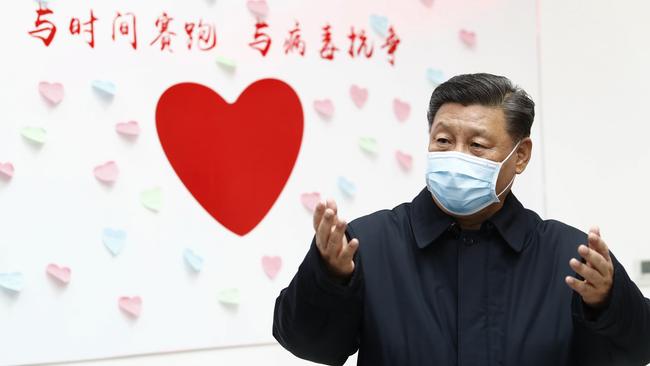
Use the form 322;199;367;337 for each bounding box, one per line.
428;102;531;206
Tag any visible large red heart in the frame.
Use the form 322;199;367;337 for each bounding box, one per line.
156;79;303;236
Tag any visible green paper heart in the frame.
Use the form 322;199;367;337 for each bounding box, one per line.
359;137;378;154
218;288;240;305
141;187;163;212
21;127;47;144
215;55;237;70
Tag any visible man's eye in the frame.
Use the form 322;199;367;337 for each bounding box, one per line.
470;142;485;149
437;138;450;144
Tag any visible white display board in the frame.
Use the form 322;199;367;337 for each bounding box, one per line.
0;0;544;364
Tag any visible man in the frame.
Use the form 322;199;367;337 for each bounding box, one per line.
272;73;650;365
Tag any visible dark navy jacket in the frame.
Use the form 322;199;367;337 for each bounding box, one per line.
273;188;650;365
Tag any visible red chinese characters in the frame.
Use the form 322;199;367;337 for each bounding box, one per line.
249;21;272;56
283;21;305;56
348;27;374;58
26;4;401;64
112;12;137;50
381;26;401;66
184;20;217;51
69;10;98;48
28;3;57;46
150;12;176;52
319;24;339;61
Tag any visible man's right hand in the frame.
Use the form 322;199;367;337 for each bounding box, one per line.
313;199;360;280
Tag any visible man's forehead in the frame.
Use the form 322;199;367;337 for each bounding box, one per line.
432;103;505;132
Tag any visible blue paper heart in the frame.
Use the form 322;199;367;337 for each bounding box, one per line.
427;68;445;86
338;176;357;198
370;14;389;37
0;272;24;292
183;248;204;272
92;80;117;97
103;228;127;256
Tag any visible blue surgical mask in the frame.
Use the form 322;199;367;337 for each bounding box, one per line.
425;142;520;216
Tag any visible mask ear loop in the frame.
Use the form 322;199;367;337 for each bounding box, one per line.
496;140;523;198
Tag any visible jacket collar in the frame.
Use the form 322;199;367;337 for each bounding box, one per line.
409;187;530;252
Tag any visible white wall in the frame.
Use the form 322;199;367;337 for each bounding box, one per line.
34;0;650;365
538;0;650;297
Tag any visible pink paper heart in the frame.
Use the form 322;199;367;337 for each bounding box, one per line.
395;150;413;171
46;264;71;284
314;99;335;118
115;121;141;137
119;296;142;317
262;256;282;280
350;85;368;108
247;0;268;19
39;82;64;105
300;192;321;212
421;0;434;7
459;29;476;47
393;99;411;122
94;161;119;183
0;162;14;178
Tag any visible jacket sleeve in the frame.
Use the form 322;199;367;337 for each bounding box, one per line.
572;252;650;366
272;229;363;366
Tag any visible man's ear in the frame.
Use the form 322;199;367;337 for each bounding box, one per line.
515;137;532;174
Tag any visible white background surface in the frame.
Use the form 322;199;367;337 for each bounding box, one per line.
1;0;549;364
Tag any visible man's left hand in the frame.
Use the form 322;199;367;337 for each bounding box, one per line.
565;226;615;309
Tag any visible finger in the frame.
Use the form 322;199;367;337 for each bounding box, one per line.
578;245;610;277
327;219;347;257
589;225;601;238
569;258;604;286
316;208;336;251
565;275;592;296
326;199;338;215
312;201;326;231
588;230;611;262
340;238;360;263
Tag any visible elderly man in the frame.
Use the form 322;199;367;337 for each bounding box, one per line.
272;73;650;366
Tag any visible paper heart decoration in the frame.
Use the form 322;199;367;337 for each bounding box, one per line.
338;176;356;198
216;55;237;71
393;99;411;122
118;296;142;317
427;68;445;86
156;79;303;236
0;162;14;179
350;85;368;108
314;99;334;118
94;161;119;183
218;288;240;306
141;187;163;212
21;127;47;145
395;150;413;171
300;192;321;212
46;264;71;284
247;0;268;19
0;272;24;292
459;29;477;48
262;256;282;280
92;80;117;97
370;14;389;36
103;228;127;256
421;0;434;7
115;121;141;137
359;137;378;155
39;82;64;105
183;248;204;272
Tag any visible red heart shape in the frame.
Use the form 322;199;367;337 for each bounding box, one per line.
156;79;304;236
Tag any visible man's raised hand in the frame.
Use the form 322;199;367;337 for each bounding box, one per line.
312;199;359;279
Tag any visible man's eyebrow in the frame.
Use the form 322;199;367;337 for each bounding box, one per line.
434;120;490;136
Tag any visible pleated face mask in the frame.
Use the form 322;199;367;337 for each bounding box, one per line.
425;141;520;216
